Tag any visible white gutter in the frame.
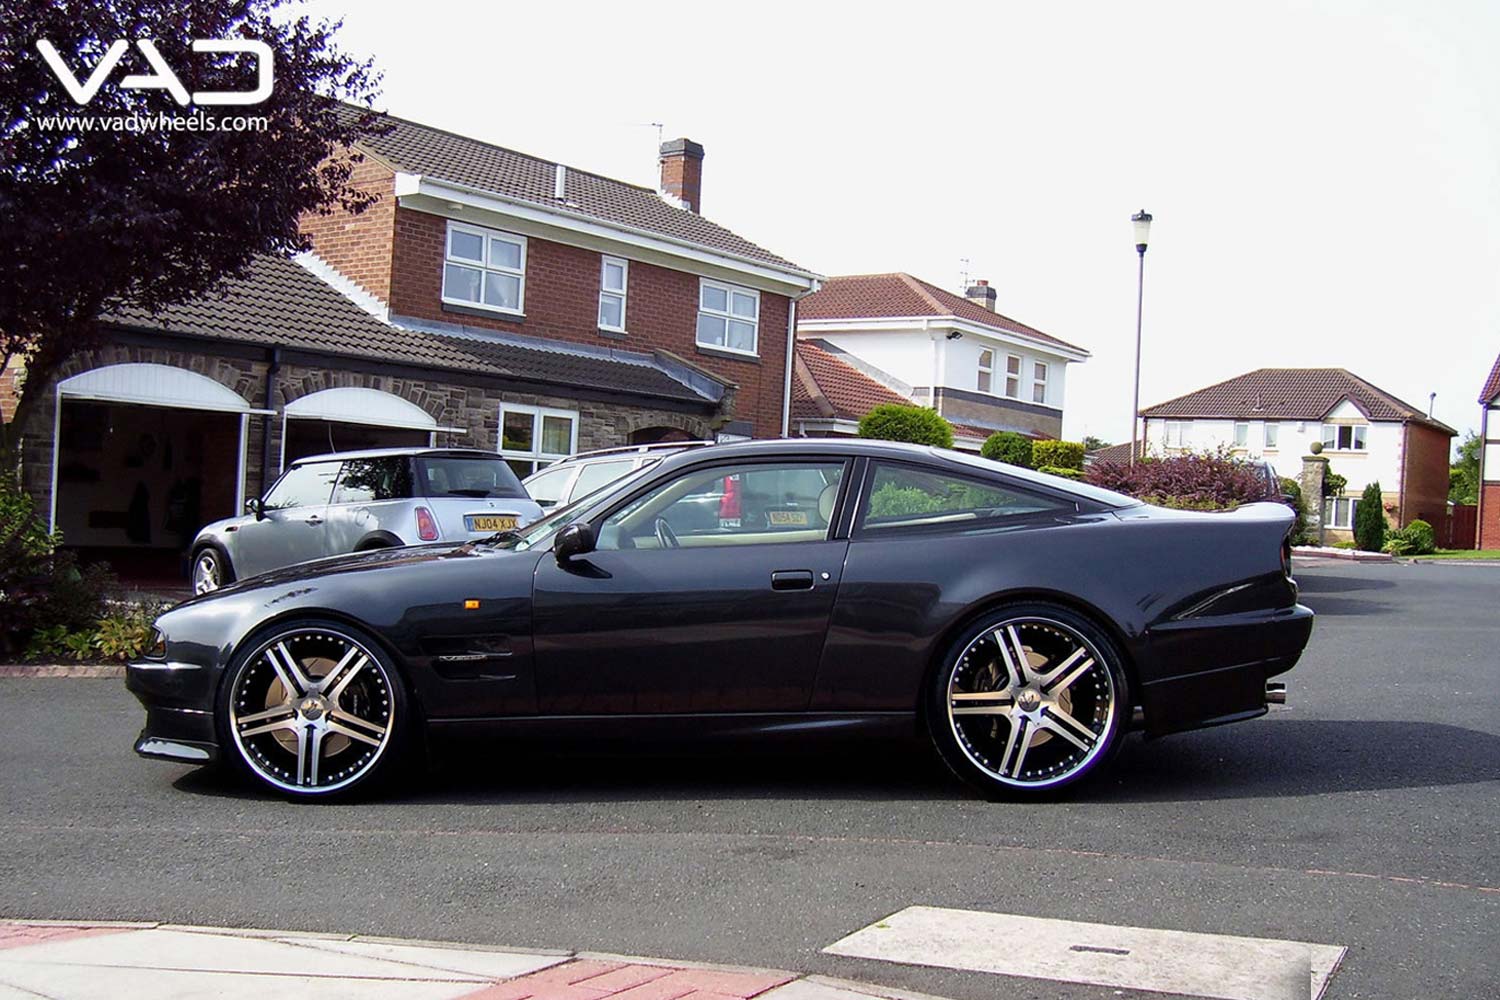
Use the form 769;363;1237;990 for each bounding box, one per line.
395;172;821;291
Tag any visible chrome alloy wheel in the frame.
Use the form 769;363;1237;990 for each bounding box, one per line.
192;551;222;595
945;617;1118;789
228;627;394;795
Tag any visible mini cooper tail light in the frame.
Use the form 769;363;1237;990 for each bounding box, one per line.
415;506;439;541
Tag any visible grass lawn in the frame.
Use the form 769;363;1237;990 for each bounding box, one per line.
1415;549;1500;560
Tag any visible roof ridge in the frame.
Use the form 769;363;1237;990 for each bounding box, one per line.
1336;368;1425;418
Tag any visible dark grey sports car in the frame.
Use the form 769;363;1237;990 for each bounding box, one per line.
127;439;1313;800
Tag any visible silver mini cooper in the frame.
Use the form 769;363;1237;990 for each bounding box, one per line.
188;448;544;594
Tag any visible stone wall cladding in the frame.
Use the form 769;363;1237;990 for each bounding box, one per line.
298;155;398;304
388;207;788;436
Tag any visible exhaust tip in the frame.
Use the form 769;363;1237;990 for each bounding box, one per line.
1265;681;1287;705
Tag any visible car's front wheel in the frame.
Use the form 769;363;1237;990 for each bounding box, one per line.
218;620;407;800
928;603;1129;798
191;546;233;595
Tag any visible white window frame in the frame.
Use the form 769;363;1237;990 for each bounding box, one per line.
977;349;994;394
497;403;578;477
1032;361;1049;404
695;279;760;356
1321;423;1368;452
442;220;527;317
1163;420;1186;448
1004;354;1021;399
598;255;628;333
1233;421;1250;449
1265;422;1280;450
1323;495;1359;529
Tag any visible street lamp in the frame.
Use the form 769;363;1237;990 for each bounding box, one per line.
1129;209;1152;467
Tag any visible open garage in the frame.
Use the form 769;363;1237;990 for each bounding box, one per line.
279;386;463;468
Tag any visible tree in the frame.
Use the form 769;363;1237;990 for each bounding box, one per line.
981;431;1033;468
1354;481;1386;552
857;404;954;447
1450;430;1480;505
1082;435;1111;452
0;0;385;453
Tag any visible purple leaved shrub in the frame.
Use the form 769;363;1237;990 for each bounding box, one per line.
1086;453;1274;510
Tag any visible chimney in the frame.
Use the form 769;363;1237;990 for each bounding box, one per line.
659;138;704;213
965;279;997;312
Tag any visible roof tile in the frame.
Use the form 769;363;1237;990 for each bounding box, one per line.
1140;368;1454;434
1480;351;1500;405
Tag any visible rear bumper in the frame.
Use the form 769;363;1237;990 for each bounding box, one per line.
126;660;221;764
1138;603;1314;737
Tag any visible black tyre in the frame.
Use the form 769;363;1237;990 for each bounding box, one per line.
928;602;1129;798
217;619;408;800
190;546;234;595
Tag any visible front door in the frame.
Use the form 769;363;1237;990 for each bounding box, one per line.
533;459;851;714
233;460;339;577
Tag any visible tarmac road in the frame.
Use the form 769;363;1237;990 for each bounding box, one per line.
2;559;1496;999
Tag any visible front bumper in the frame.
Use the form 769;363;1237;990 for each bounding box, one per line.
126;660;221;764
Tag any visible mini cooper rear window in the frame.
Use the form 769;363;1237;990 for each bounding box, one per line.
860;463;1069;532
416;456;527;499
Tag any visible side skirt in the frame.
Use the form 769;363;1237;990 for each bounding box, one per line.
427;711;916;747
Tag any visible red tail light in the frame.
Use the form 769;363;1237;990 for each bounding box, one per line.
415;506;439;541
718;475;741;520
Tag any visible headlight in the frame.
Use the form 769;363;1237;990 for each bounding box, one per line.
146;627;167;660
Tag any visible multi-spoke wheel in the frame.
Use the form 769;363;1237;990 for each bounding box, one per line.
220;621;405;799
929;604;1129;797
191;547;232;595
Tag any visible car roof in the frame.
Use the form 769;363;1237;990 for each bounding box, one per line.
290;447;500;465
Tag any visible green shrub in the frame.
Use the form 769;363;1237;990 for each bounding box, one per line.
1323;470;1347;498
93;605;165;661
1031;440;1085;471
1354;482;1386;552
857;404;954;448
1401;518;1436;555
1279;476;1314;545
1333;540;1358;549
1382;536;1413;556
866;482;947;519
1037;465;1084;480
981;431;1033;468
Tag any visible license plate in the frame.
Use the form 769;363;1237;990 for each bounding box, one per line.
767;510;809;526
467;515;518;532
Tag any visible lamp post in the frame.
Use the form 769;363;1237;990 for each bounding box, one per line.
1129;209;1153;467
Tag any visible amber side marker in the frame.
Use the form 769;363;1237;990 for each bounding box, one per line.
463;599;481;610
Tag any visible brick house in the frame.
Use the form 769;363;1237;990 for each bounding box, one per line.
1477;352;1500;549
4;109;817;574
795;274;1088;441
1139;368;1454;541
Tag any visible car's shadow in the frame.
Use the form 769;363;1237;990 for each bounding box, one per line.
1294;572;1399;616
174;717;1500;805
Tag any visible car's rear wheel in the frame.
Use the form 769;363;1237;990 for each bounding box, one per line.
191;546;233;595
928;603;1128;798
219;620;407;800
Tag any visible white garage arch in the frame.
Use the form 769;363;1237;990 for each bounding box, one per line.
280;387;465;470
51;364;269;531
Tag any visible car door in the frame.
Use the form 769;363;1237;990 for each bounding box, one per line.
232;460;339;577
323;456;413;554
532;458;853;714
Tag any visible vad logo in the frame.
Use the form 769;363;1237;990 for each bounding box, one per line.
35;39;274;107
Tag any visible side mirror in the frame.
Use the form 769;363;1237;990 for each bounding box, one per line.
554;521;596;563
246;497;265;521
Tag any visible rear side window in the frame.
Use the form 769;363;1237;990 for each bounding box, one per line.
858;462;1069;533
416;455;527;499
263;462;339;510
570;459;636;501
333;457;414;504
523;464;575;508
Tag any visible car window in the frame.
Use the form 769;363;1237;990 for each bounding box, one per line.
858;462;1069;533
263;462;339;510
523;464;575;508
416;455;528;499
570;459;636;501
596;461;845;551
333;457;414;504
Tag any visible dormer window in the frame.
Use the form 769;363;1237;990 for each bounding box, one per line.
1322;424;1367;451
442;221;526;316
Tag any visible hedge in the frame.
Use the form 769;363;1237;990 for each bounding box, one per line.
1037;465;1084;480
857;404;954;448
981;431;1033;468
1031;440;1085;471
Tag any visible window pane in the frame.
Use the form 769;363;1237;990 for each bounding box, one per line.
1032;382;1046;404
541;415;573;455
597;462;844;550
482;272;521;310
417;456;527;499
1338;426;1353;449
979;349;993;369
572;459;635;499
505;458;536;480
1234;423;1248;446
1266;424;1279;448
603;261;625;291
335;457;412;504
697;313;726;346
489;237;522;270
1034;362;1047;381
263;462;338;510
1322;425;1336;447
523;464;572;506
449;229;484;262
502;410;535;452
727;319;756;352
1006;376;1019;397
599;293;623;329
730;291;757;318
701;284;728;312
1354;426;1367;449
978;370;992;393
861;464;1063;532
1007;355;1021;375
444;263;482;303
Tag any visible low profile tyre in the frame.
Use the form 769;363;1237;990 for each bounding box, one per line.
191;546;233;595
928;603;1130;798
218;619;408;800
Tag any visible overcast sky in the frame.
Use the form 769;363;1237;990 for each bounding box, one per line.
300;0;1500;449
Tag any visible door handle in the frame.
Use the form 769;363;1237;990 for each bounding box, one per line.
770;570;815;591
304;515;324;525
